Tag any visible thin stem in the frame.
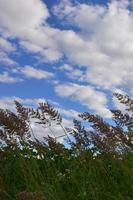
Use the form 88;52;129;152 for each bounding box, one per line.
59;123;71;143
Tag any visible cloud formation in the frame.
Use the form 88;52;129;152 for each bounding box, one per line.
54;0;133;91
55;83;112;118
0;72;22;83
0;0;133;119
21;66;54;80
0;0;49;35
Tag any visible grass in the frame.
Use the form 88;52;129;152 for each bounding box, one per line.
1;141;133;200
1;93;133;200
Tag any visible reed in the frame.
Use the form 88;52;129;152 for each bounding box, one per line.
1;93;133;200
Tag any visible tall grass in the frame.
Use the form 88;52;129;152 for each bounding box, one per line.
1;93;133;200
1;141;133;200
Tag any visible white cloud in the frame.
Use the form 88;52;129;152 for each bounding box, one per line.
53;0;133;92
0;96;47;111
58;107;80;120
19;27;62;62
55;83;112;118
0;0;133;118
59;63;84;81
60;64;73;71
0;0;62;62
0;0;49;35
0;37;16;52
21;65;54;80
0;52;17;66
1;0;133;80
0;72;22;83
0;36;17;65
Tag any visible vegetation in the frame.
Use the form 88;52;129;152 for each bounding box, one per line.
1;93;133;200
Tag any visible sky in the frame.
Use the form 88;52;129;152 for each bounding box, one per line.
0;0;133;138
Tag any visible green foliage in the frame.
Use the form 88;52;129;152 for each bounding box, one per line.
1;93;133;200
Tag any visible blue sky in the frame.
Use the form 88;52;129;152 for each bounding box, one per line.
0;0;133;131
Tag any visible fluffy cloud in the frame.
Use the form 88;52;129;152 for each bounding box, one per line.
55;83;112;118
0;0;49;35
0;96;50;111
19;26;62;62
0;37;16;52
0;0;133;119
54;0;133;91
0;72;22;83
59;64;85;81
1;0;133;85
0;36;17;65
21;65;54;80
0;0;61;62
0;52;17;66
